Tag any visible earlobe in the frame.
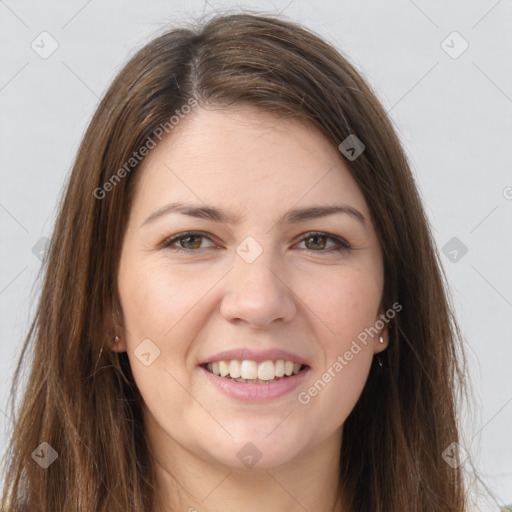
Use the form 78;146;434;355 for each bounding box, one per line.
374;307;390;354
374;331;389;354
108;334;127;352
103;297;127;352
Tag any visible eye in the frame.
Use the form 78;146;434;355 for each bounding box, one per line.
296;232;350;253
160;230;350;254
160;231;217;252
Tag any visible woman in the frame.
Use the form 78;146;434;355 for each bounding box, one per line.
1;12;471;511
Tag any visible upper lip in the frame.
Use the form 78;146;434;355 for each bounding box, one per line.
200;348;311;367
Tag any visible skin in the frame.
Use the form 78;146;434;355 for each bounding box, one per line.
113;105;388;512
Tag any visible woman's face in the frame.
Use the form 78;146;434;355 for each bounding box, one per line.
115;106;387;471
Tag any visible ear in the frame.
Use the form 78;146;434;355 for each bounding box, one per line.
373;305;390;355
103;297;128;353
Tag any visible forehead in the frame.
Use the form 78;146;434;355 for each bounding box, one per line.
129;106;371;222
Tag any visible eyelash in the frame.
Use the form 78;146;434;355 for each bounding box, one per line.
160;231;351;254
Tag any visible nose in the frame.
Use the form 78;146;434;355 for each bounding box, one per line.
219;245;297;328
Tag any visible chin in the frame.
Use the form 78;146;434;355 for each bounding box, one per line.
201;426;304;471
212;446;300;472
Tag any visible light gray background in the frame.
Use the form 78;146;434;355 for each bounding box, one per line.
1;0;511;509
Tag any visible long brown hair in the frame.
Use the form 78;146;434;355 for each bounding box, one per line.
1;12;470;511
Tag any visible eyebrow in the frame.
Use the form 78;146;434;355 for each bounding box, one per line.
141;202;367;228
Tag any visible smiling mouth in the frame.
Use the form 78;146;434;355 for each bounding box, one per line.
201;359;308;384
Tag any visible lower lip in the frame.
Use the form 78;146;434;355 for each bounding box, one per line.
199;365;311;401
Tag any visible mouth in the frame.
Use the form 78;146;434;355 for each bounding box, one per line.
200;359;309;384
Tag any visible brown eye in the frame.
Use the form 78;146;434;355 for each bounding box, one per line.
298;232;350;252
161;231;216;252
177;234;203;250
304;234;328;250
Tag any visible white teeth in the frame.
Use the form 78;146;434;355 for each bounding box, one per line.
275;359;285;377
229;360;241;378
205;359;304;381
219;360;230;377
257;361;275;381
240;360;258;380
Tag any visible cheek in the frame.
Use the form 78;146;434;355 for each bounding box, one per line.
117;259;204;417
117;257;225;406
303;265;383;342
118;257;209;344
295;268;380;425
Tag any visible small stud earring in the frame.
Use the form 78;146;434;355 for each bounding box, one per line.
378;336;384;344
114;336;120;343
